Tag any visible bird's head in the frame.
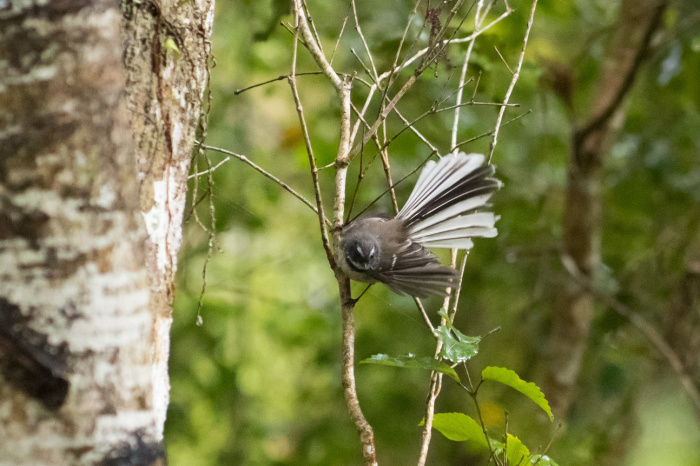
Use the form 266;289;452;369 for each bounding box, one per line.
343;235;380;272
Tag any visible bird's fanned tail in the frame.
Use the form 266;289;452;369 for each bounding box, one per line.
396;152;501;249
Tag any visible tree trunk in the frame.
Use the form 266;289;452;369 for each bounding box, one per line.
543;0;667;416
0;0;212;462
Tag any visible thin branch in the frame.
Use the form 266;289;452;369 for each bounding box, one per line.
351;0;379;82
234;71;324;95
488;0;538;163
349;0;422;149
385;7;513;84
350;74;417;158
289;22;335;267
494;45;514;75
450;0;485;152
379;144;399;214
414;297;435;333
348;101;401;217
419;371;443;465
462;381;501;465
561;254;700;419
349;150;437;223
353;0;473;158
330;9;351;65
351;76;443;155
417;247;459;466
391;106;440;154
294;0;343;88
188;154;231;179
199;144;331;228
301;0;325;56
453;109;532;152
389;98;518;155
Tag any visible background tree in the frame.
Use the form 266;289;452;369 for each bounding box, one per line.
0;0;212;463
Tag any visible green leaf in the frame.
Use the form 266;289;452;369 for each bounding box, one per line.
435;325;480;364
164;37;181;57
530;454;559;465
481;366;553;421
360;354;460;382
507;435;531;465
423;412;489;449
490;434;531;465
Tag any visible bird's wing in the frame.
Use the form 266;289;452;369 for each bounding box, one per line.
374;239;458;298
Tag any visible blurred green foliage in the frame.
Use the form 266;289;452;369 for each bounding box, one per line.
166;0;700;464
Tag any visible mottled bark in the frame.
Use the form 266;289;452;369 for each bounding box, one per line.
544;0;668;416
122;0;214;432
0;0;212;462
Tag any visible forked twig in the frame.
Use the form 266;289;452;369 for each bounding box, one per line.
198;144;331;228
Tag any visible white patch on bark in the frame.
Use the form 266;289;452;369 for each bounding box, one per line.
152;315;173;438
141;174;172;273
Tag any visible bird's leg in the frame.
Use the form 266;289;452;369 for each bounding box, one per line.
346;284;373;307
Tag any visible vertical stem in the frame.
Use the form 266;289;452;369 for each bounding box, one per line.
292;2;377;464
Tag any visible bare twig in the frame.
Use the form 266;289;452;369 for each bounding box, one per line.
234;71;324;95
453;109;532;152
349;150;437;223
488;0;538;163
351;0;487;159
349;0;422;148
198;144;331;228
388;7;513;84
450;0;484;152
494;45;514;75
461;381;501;465
414;297;435;333
330;9;351;65
351;0;379;82
188;154;231;178
289;20;335;265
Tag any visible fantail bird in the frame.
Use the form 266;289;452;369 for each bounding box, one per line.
337;152;501;298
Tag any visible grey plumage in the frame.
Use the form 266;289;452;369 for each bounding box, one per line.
338;152;501;298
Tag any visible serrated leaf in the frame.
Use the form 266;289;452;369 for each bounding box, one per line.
491;434;531;465
360;353;459;382
436;325;480;364
530;454;559;466
422;412;489;448
481;366;553;421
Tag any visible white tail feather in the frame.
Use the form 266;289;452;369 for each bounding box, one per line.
406;193;493;233
397;152;499;250
398;153;485;220
420;238;474;249
410;212;498;240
